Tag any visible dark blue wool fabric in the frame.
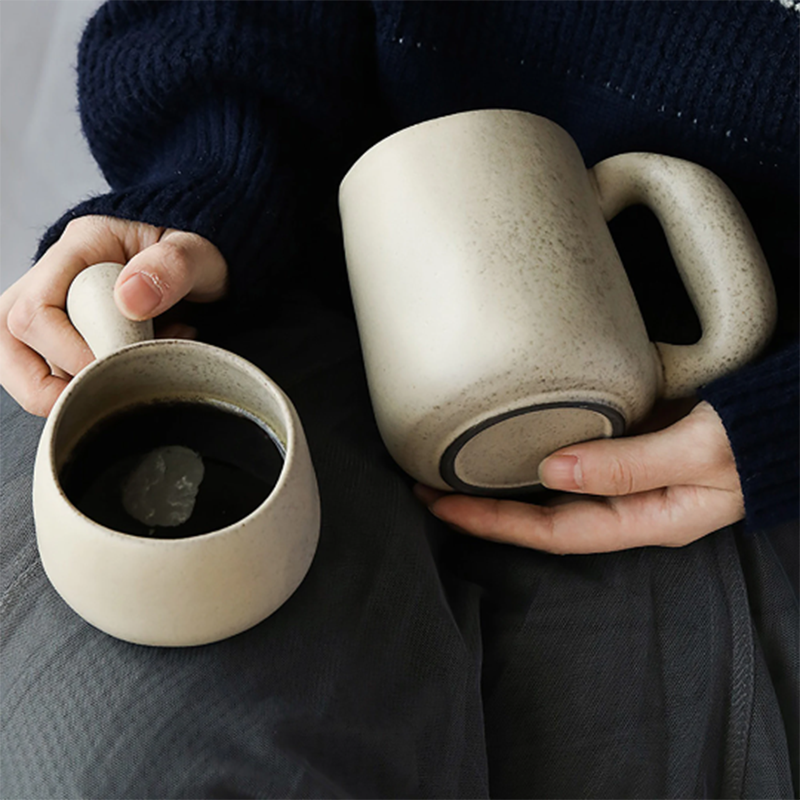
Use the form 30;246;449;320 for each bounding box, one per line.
35;0;798;531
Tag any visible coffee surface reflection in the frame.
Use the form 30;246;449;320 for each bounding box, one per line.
60;400;285;538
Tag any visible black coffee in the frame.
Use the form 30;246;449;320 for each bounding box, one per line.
59;400;285;538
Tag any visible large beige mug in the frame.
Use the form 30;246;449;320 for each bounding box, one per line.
339;109;776;494
33;263;320;646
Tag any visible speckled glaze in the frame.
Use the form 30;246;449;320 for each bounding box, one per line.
33;264;320;646
339;109;776;492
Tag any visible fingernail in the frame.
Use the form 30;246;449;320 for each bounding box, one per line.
117;272;162;318
539;454;583;491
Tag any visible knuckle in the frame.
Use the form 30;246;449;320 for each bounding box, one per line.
63;215;100;239
121;220;164;256
63;216;108;255
606;454;641;495
62;218;86;238
17;384;53;417
485;499;505;536
156;240;193;289
64;215;129;255
6;295;40;341
683;402;734;471
535;506;567;554
25;397;51;418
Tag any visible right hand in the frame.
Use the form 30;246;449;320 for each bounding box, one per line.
0;215;228;416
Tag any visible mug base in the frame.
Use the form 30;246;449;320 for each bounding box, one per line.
440;401;625;495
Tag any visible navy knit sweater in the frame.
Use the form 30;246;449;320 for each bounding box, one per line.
39;0;799;530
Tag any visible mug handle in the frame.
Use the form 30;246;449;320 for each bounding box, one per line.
589;153;777;399
66;263;154;359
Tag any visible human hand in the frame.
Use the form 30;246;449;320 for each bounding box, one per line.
0;216;228;416
414;400;744;553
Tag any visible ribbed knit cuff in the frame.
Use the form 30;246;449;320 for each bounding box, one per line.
35;188;293;316
33;116;300;315
698;342;799;531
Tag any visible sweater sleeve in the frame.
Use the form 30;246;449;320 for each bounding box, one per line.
35;0;381;310
697;341;798;532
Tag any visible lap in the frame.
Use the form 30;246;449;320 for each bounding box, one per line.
1;303;796;798
450;523;797;798
0;307;487;798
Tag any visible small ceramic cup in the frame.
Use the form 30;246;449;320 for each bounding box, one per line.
339;109;777;494
33;263;320;647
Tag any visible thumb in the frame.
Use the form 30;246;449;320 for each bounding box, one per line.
537;402;735;496
114;229;228;320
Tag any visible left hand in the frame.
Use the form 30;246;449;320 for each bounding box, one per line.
414;400;744;554
0;217;227;417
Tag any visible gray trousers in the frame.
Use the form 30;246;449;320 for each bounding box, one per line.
1;303;797;799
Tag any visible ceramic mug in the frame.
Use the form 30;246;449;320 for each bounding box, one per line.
339;109;776;494
33;263;320;646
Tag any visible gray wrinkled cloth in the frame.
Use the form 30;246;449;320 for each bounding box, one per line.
1;305;797;799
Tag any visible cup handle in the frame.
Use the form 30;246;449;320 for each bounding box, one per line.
66;263;154;359
589;153;777;399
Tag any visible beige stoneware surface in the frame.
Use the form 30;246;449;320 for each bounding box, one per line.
339;109;776;491
33;264;321;646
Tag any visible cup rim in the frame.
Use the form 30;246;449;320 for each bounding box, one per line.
45;338;299;545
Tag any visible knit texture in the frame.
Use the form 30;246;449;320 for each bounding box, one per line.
699;342;800;529
37;0;799;529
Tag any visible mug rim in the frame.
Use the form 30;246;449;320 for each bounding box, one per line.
45;338;299;545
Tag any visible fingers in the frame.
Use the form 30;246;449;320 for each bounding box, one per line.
2;216;158;384
115;230;228;320
6;292;95;378
538;402;739;496
414;402;744;553
0;327;70;417
0;238;98;415
1;218;126;414
0;216;228;417
420;485;740;554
